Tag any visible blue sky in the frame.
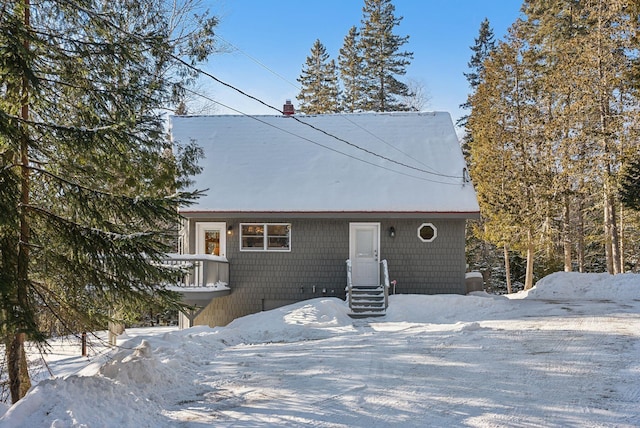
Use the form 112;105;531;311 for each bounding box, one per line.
198;1;524;127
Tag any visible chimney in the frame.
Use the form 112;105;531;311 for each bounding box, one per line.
283;99;295;116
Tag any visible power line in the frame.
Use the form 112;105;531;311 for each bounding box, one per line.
53;2;464;182
214;33;449;177
179;87;463;186
171;55;463;180
337;115;448;176
213;34;300;91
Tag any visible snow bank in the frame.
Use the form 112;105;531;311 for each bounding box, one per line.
511;271;640;301
222;297;357;344
0;375;168;427
384;293;513;324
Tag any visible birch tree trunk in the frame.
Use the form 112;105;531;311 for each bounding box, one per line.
563;195;572;272
524;229;535;290
577;188;586;273
504;245;513;294
619;204;625;272
604;185;622;274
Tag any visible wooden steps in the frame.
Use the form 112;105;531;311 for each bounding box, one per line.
348;285;387;318
345;259;390;318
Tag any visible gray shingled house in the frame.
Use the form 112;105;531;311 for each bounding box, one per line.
169;109;480;327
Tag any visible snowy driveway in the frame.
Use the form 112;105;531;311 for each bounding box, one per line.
162;300;639;427
2;272;640;427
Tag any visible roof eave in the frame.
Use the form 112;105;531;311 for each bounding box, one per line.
179;210;481;220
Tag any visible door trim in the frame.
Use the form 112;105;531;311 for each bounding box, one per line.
195;222;227;257
349;222;381;287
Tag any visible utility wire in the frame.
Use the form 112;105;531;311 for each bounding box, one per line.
213;33;449;177
337;114;447;175
213;34;300;91
180;87;462;186
172;55;463;180
52;2;463;181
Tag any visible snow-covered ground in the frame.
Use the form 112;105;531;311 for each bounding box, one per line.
1;272;639;427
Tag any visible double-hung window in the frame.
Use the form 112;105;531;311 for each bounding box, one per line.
240;223;291;251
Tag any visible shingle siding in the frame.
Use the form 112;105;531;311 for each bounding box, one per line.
383;220;467;295
190;217;468;327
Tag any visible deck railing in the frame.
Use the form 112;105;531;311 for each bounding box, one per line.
162;254;229;288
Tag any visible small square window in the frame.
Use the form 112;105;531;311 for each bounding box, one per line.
418;223;437;242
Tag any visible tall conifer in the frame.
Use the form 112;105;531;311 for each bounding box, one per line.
297;39;341;114
338;26;366;112
458;18;496;133
620;157;640;210
469;21;551;290
525;0;636;274
358;0;413;111
0;0;215;401
460;18;500;289
470;0;639;279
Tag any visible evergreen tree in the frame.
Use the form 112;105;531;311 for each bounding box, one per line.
338;26;366;112
525;0;636;274
459;19;498;287
458;18;496;137
296;39;341;114
469;20;553;290
358;0;413;111
620;155;640;210
632;0;640;91
620;1;640;215
469;0;639;280
0;0;215;402
523;0;599;273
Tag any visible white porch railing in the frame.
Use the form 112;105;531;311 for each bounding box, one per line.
345;259;390;316
162;253;229;288
162;254;231;328
380;259;390;310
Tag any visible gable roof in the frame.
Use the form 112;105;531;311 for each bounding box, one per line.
171;111;479;217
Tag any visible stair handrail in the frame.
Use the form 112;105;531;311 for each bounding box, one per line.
380;259;390;310
345;259;353;310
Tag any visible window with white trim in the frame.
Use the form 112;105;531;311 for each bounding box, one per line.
418;223;437;242
240;223;291;251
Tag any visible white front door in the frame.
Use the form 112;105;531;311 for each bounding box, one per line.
349;223;380;287
195;222;227;257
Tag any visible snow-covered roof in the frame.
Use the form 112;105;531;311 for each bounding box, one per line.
171;111;479;216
